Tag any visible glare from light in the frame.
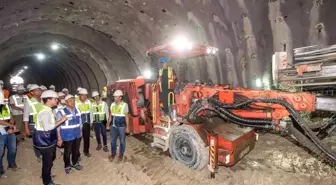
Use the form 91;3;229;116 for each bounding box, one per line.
10;76;24;85
212;48;218;54
256;78;262;88
143;70;152;79
24;66;28;69
50;43;60;51
172;36;189;51
20;70;24;73
187;43;193;50
206;47;211;54
36;53;46;61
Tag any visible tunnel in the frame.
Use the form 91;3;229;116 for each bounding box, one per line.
1;0;335;92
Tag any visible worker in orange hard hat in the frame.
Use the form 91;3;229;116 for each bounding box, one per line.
156;57;177;115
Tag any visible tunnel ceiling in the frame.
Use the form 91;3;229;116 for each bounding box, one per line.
0;0;335;91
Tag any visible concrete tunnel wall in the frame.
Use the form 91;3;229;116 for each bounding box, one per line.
0;0;335;92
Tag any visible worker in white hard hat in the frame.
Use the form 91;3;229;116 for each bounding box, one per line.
9;84;28;141
75;87;82;102
0;90;19;178
56;94;83;174
53;92;66;116
23;84;43;162
33;90;66;185
91;91;109;152
49;85;56;91
107;90;129;162
62;88;69;96
40;85;47;92
75;88;93;157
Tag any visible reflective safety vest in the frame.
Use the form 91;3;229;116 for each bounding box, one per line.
159;67;175;92
75;95;79;102
93;101;107;122
12;94;28;108
28;98;43;124
3;89;9;104
59;107;81;141
76;100;91;123
0;104;11;135
110;101;126;127
33;106;57;147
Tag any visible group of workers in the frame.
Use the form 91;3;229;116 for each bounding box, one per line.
0;56;175;185
0;82;129;185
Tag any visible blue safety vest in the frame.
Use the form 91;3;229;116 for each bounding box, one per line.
111;101;126;127
33;106;57;148
59;107;81;141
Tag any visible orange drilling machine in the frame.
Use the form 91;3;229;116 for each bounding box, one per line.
108;41;336;175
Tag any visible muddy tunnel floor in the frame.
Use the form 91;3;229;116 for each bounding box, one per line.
2;133;335;185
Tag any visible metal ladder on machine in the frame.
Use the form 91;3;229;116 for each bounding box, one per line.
151;90;175;151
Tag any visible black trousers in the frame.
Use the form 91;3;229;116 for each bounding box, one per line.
39;145;56;185
159;89;174;114
82;123;91;154
63;137;80;168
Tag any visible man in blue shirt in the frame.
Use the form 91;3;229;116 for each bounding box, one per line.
56;95;83;174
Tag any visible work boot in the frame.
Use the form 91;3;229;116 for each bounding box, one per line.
8;164;19;171
65;167;74;174
0;170;7;178
96;144;102;151
108;154;116;162
103;145;109;152
72;163;83;170
84;153;91;157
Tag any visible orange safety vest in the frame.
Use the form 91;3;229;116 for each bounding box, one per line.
25;92;33;99
3;89;9;103
159;67;175;92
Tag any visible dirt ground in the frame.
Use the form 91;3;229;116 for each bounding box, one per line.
1;132;336;185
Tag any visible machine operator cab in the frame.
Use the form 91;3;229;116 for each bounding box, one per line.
145;38;219;123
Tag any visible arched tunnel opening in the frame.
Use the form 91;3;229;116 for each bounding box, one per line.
1;1;336;185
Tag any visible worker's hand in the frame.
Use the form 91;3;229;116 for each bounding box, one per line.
60;116;67;123
126;126;130;134
9;119;14;125
106;125;110;131
57;139;63;147
24;128;31;136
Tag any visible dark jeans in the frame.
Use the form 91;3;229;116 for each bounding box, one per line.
82;123;90;154
34;146;42;159
38;145;56;185
0;134;16;172
94;122;107;146
110;126;126;156
63;137;80;168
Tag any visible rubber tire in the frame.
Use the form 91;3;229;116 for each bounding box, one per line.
169;124;208;170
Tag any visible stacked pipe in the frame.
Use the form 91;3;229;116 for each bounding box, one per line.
293;44;336;64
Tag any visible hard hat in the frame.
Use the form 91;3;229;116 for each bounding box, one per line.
92;91;99;97
62;88;69;92
58;92;65;97
40;85;47;91
17;85;25;91
65;94;74;101
41;90;58;99
77;87;82;92
0;91;4;105
49;85;55;89
29;84;41;91
113;90;123;97
27;84;32;89
78;88;88;95
160;57;168;63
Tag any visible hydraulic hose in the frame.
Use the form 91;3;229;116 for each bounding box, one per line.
206;97;336;163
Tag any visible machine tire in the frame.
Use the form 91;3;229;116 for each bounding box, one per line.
169;124;208;170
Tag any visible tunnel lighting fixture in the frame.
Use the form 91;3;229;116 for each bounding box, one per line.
256;78;262;88
35;53;46;61
143;70;152;79
50;43;60;51
24;66;28;69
